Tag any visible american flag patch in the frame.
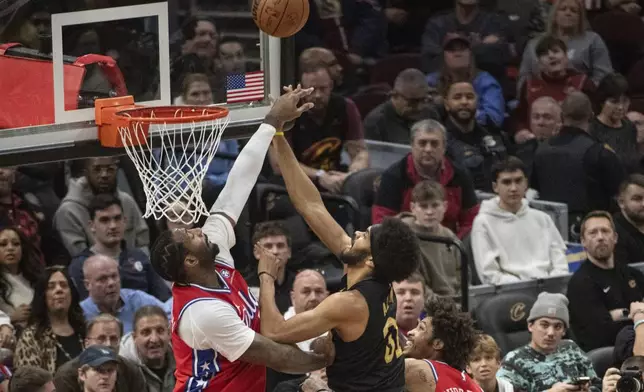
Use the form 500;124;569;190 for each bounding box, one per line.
226;71;265;104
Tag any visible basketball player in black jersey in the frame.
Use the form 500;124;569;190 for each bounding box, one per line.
256;91;421;392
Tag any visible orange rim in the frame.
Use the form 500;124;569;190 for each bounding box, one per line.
115;106;229;124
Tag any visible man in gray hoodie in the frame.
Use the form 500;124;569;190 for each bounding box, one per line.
53;157;149;257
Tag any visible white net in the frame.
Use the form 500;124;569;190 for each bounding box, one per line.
117;110;230;224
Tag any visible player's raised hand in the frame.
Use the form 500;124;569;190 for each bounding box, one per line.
254;242;282;282
264;84;314;130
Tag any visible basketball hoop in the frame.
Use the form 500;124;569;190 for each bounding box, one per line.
95;96;230;224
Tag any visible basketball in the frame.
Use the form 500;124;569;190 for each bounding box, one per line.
251;0;310;38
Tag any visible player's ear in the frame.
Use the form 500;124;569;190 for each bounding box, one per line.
365;257;375;270
184;254;199;268
432;338;444;351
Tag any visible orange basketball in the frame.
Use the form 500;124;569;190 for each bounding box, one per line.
251;0;310;38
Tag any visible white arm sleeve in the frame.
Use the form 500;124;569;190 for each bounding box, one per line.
201;123;276;267
178;299;256;362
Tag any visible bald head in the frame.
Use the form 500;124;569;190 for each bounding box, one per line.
83;255;121;305
394;68;428;91
531;96;562;139
561;92;593;129
290;269;328;314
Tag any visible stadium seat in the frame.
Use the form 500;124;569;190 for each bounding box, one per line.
341;168;382;231
472;292;537;354
461;234;483;286
351;83;391;119
591;11;644;74
586;346;615;378
370;53;423;86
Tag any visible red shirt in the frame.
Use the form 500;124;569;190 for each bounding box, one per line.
426;360;482;392
171;261;265;392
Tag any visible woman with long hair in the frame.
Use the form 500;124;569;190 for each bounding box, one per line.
0;226;41;329
519;0;613;85
426;36;505;129
14;266;86;373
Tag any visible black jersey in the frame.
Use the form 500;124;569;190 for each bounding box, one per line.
326;277;405;392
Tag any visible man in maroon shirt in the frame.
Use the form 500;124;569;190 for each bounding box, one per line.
372;119;480;238
269;67;369;194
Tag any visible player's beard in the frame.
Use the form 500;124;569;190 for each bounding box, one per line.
340;248;370;266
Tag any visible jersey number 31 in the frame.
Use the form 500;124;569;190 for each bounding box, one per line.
383;317;403;363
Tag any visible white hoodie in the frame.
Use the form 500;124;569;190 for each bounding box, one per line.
471;197;569;285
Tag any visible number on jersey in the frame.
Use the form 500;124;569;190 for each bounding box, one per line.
383;317;403;363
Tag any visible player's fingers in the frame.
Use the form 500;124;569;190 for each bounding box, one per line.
293;87;314;100
296;102;315;114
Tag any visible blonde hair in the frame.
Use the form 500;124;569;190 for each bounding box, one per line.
547;0;589;37
470;334;501;362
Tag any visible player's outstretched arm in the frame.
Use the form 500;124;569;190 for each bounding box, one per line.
239;333;330;374
204;85;315;228
271;134;351;256
405;359;437;392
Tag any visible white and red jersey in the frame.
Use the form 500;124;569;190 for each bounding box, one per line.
425;360;482;392
171;259;265;392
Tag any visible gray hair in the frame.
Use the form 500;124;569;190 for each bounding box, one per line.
410;119;447;143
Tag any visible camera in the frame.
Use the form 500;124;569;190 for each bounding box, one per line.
617;370;643;392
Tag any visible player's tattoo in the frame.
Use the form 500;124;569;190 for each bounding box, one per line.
239;333;327;374
418;369;429;383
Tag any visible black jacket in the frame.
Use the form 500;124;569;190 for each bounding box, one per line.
614;212;644;265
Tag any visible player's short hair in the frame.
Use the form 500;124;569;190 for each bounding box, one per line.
151;230;189;283
426;296;478;370
370;217;421;284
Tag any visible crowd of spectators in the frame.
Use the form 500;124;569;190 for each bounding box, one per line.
4;0;644;391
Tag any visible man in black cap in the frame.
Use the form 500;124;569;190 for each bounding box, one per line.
77;345;119;392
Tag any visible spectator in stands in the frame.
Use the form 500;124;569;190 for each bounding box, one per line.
497;292;597;392
472;157;569;285
0;309;14;352
217;37;246;75
298;47;350;96
421;0;511;83
270;67;369;194
514;35;595;144
442;81;508;190
283;270;329;351
591;73;639;167
467;334;514;392
364;68;439;144
172;16;225;102
515;97;563;176
252;221;295;313
128;306;174;391
426;35;505;128
568;211;644;351
0;167;45;263
267;269;329;391
68;195;170;301
615;175;644;264
54;157;150;257
393;273;426;347
384;0;434;53
295;0;388;65
489;0;545;57
76;346;118;392
80;255;168;334
8;366;54;392
519;0;613;86
176;74;237;195
373;119;480;238
15;267;85;374
398;180;460;296
55;314;147;392
0;226;40;330
532;92;624;239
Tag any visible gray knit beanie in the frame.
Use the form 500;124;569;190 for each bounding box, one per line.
527;292;569;328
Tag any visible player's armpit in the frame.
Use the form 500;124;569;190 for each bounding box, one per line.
238;333;329;374
405;359;436;392
262;290;367;344
271;136;351;256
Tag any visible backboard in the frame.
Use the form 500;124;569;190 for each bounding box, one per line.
0;0;281;166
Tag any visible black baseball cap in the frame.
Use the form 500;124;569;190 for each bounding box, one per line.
443;34;471;50
79;345;118;367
